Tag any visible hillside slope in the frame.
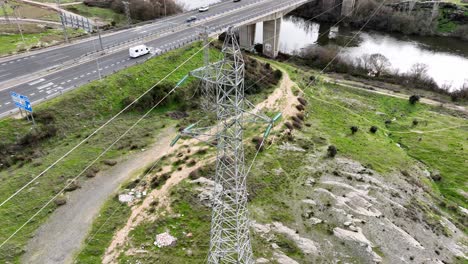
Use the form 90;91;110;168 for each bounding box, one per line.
76;61;467;263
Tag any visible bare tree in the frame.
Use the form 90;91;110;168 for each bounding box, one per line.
409;63;429;80
356;53;372;72
369;53;391;77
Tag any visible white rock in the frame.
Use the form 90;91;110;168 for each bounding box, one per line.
256;257;270;263
118;194;133;203
301;199;316;205
273;251;300;264
154;232;177;248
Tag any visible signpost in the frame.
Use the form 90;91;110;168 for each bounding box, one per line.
10;92;35;126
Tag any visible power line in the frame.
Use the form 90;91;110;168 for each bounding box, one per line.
71;147;170;263
0;67;196;249
244;0;389;194
0;39;213;209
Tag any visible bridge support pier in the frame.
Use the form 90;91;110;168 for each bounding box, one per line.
263;17;282;58
341;0;356;16
239;24;256;51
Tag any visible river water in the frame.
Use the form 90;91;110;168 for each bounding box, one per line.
255;16;468;91
175;0;468;90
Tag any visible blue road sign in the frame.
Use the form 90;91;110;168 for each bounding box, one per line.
10;92;33;112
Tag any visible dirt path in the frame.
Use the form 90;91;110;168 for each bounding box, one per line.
102;68;300;263
324;77;468;115
21;126;176;264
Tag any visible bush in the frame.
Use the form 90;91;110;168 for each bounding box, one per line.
369;126;378;134
292;121;302;130
274;69;283;80
297;97;308;106
285;122;293;130
350;126;359;134
296;104;305;111
409;95;420;105
327;145;337;158
412;119;419;126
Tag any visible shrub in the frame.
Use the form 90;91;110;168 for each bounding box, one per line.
291;116;302;124
292;121;302;130
189;169;200;180
285;122;294;130
412;119;419;126
350;126;359;134
296;104;305;111
327;145;337;158
298;97;308;106
54;198;67;206
369;126;378;134
274;69;283;80
296;113;305;121
103;160;117;166
409;95;420;105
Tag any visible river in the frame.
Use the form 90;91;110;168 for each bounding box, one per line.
255;16;468;91
175;0;468;91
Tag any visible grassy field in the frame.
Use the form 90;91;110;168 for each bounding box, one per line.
14;2;59;21
65;4;127;26
99;59;467;263
0;42;214;263
0;24;84;55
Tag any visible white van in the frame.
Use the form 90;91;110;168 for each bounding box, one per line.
129;45;150;58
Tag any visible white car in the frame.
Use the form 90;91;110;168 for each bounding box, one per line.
198;6;209;12
129;45;150;58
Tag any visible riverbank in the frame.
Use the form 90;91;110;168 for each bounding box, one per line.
291;0;468;41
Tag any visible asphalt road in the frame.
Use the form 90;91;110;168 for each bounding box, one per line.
0;0;308;117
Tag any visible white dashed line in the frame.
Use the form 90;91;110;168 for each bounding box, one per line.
73;77;78;80
37;82;54;90
67;80;72;83
30;93;35;96
60;82;66;85
29;78;46;86
5;102;10;105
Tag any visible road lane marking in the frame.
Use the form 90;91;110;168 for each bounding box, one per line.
37;82;54;90
51;55;70;62
29;78;46;86
5;102;10;105
30;93;35;96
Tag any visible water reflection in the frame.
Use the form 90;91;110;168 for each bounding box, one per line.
254;16;468;90
342;32;468;90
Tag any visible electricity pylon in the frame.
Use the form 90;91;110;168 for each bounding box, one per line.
172;28;281;264
1;0;10;23
122;1;131;26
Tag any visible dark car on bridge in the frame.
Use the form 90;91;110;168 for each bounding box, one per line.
186;16;197;23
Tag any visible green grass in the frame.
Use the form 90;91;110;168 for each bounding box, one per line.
0;27;84;56
0;42;216;263
446;0;468;7
65;4;127;26
73;197;131;263
437;7;463;33
89;59;467;263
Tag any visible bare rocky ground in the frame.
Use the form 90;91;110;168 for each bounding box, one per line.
193;153;467;263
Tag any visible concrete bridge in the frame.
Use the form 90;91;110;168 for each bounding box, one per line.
234;0;356;58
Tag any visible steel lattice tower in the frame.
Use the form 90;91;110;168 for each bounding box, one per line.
208;29;253;264
175;28;277;263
